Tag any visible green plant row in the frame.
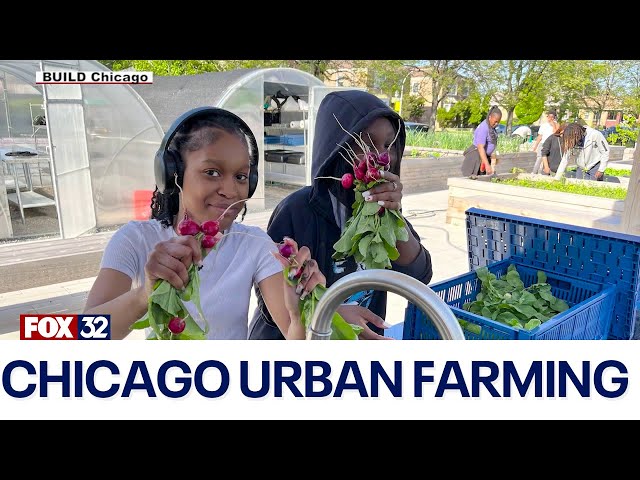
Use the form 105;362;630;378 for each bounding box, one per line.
405;130;522;154
566;167;632;177
494;178;627;200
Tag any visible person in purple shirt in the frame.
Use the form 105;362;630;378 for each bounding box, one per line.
461;106;502;177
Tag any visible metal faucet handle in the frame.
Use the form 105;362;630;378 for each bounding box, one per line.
307;269;465;340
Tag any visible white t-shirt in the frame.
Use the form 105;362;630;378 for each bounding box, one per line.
537;122;555;152
100;219;283;339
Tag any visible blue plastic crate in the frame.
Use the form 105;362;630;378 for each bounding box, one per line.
281;134;305;146
465;208;640;340
265;135;283;145
403;259;616;340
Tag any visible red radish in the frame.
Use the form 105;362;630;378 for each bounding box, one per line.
377;206;385;216
178;218;200;236
168;317;186;334
201;220;220;236
377;151;390;166
201;234;218;249
341;173;354;189
278;243;293;258
367;168;381;180
365;152;377;167
354;167;366;181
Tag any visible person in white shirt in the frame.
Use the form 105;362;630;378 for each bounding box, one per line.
554;123;610;181
83;107;326;340
531;110;558;173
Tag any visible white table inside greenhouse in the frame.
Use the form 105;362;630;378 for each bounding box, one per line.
0;147;55;223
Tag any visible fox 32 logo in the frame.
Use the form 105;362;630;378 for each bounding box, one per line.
20;315;110;340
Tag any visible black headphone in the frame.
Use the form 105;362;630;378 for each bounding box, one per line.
154;106;259;198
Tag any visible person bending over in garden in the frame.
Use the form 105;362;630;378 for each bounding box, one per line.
84;107;325;340
554;122;610;181
541;122;566;176
531;109;558;174
248;89;433;340
461;106;502;177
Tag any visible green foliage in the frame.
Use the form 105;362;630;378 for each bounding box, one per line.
283;266;362;340
405;95;426;120
514;91;545;125
100;60;292;76
604;168;632;177
131;263;208;340
405;130;522;153
463;264;570;331
437;101;472;128
496;178;627;200
333;189;409;270
453;91;492;127
436;106;457;127
352;60;408;97
607;113;638;146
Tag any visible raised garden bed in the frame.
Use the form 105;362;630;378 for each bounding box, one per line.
446;175;627;233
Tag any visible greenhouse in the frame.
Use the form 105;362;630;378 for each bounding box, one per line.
132;67;354;203
0;60;163;241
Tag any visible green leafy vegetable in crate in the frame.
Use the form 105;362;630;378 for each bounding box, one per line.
463;264;570;330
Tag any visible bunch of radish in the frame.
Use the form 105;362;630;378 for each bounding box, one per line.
328;115;409;270
177;216;221;250
130;211;226;340
277;238;362;340
321;150;390;196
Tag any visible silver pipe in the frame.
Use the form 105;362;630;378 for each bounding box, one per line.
307;270;465;340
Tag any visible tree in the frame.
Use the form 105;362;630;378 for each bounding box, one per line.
576;60;627;127
542;60;582;122
100;60;292;76
401;60;468;132
514;86;545;125
351;60;407;97
405;95;425;121
467;60;551;133
620;61;640;117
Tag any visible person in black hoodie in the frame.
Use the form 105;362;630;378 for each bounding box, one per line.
248;90;433;340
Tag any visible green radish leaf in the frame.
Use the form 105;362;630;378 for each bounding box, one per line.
150;280;183;317
330;312;363;340
379;213;397;247
537;270;547;284
382;241;400;261
361;201;382;216
175;313;207;340
355;215;375;235
131;312;150;330
524;318;542;330
359;233;375;258
552;298;570;312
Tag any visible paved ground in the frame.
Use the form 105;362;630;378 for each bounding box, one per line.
0;188;470;339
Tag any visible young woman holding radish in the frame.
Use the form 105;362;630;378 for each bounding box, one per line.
248;90;434;340
84;107;325;340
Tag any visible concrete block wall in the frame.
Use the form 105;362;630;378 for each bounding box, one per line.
400;152;537;194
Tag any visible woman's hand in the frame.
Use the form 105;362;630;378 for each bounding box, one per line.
143;235;207;298
273;237;326;316
336;305;394;340
361;170;403;211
